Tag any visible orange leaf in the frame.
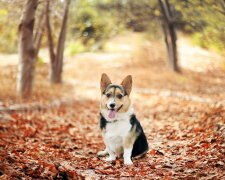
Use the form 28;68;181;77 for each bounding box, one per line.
202;143;210;148
150;164;156;169
96;169;119;175
149;149;157;155
37;160;45;165
126;170;136;175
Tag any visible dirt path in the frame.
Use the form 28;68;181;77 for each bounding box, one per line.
63;33;225;102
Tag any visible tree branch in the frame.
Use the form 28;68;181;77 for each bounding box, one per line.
46;0;55;63
55;0;71;72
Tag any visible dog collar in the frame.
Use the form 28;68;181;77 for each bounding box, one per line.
106;119;119;123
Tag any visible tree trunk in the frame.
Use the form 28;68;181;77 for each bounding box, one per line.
34;7;45;57
46;0;56;82
46;0;71;84
158;0;179;72
17;0;39;98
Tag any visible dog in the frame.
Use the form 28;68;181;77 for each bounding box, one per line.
98;73;149;165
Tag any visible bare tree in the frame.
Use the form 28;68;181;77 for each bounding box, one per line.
33;6;46;57
17;0;39;98
46;0;71;84
158;0;179;72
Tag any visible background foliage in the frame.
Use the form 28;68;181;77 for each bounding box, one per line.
0;0;224;54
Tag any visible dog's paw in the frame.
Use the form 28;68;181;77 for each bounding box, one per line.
105;156;116;161
97;150;108;157
124;158;133;165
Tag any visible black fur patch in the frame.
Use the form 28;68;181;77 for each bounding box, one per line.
130;114;149;157
100;113;107;130
103;85;127;96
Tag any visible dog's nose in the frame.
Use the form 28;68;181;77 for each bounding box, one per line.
109;103;116;109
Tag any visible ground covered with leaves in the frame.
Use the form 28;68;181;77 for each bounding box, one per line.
0;96;225;179
0;33;225;179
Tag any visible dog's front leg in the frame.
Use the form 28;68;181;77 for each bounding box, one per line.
97;148;109;156
123;148;133;165
98;135;110;156
105;148;116;161
123;132;136;165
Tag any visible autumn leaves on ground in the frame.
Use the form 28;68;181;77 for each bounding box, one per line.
0;33;225;179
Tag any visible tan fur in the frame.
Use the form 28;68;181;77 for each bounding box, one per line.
123;125;139;148
100;73;112;93
115;146;123;155
121;75;132;96
115;88;130;113
100;84;131;113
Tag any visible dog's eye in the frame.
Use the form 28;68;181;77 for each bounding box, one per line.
117;94;123;99
106;93;111;98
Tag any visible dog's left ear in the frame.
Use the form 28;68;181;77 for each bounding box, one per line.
121;75;132;96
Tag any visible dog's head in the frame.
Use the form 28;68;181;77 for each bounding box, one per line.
100;73;132;119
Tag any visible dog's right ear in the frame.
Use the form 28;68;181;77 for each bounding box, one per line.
100;73;112;93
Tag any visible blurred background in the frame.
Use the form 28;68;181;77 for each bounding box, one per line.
0;0;224;103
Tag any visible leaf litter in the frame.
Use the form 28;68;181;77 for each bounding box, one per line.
1;35;225;179
0;95;224;179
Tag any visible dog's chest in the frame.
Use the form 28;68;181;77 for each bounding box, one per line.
104;120;131;147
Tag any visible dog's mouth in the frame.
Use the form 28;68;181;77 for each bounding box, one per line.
107;105;123;119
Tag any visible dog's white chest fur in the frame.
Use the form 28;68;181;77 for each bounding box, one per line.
105;120;131;153
101;106;133;154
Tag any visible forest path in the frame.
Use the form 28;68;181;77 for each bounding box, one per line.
64;32;225;102
1;32;225;179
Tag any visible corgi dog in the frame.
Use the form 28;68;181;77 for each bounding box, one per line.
98;73;149;165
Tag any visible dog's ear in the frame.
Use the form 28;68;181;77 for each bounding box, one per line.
100;73;112;93
121;75;132;96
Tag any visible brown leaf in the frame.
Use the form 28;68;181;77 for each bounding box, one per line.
95;169;120;175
